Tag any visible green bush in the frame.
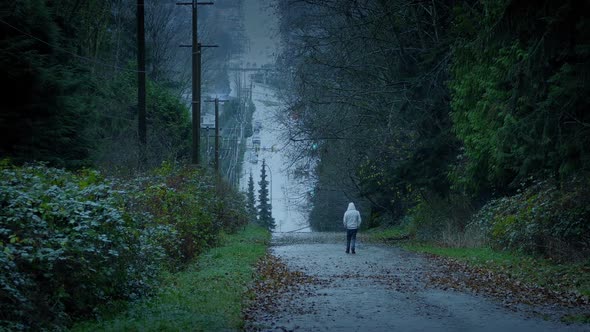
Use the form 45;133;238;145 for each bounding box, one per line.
409;194;475;246
137;163;247;266
133;165;219;267
0;165;164;330
409;198;446;242
471;175;590;261
214;182;249;234
0;163;249;330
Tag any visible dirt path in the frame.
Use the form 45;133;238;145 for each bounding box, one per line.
246;233;588;332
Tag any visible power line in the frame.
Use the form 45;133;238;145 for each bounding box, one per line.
0;18;145;73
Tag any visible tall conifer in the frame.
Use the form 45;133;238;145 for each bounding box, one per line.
257;159;275;231
246;172;257;223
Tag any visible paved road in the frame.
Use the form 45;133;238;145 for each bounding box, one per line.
247;232;588;332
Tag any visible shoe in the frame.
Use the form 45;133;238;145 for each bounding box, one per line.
352;251;356;254
345;250;349;254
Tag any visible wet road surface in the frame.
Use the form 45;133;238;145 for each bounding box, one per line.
246;232;588;332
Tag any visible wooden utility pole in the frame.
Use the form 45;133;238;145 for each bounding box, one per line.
137;0;146;147
205;98;227;174
192;3;200;164
214;97;220;173
177;1;213;165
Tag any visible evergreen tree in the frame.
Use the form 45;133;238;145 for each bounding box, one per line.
257;159;275;231
246;172;257;223
0;0;93;168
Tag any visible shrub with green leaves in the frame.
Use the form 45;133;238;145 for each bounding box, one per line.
117;163;249;269
409;193;475;246
0;163;249;330
0;165;165;330
470;174;590;262
134;165;219;267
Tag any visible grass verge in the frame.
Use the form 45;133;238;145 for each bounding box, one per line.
72;224;270;332
364;226;411;242
403;243;590;296
366;226;590;297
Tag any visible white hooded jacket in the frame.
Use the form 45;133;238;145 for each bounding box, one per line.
343;203;361;229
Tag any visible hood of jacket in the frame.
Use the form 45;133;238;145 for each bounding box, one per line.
343;203;361;229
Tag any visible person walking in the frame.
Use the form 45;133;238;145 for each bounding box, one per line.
343;202;362;254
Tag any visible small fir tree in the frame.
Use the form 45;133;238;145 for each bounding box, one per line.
257;159;276;231
246;172;257;223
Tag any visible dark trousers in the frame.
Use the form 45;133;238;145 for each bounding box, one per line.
346;228;358;253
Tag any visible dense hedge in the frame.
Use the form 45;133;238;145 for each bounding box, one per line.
0;163;248;330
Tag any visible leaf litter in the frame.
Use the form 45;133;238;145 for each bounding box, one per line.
423;254;590;320
243;253;326;331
